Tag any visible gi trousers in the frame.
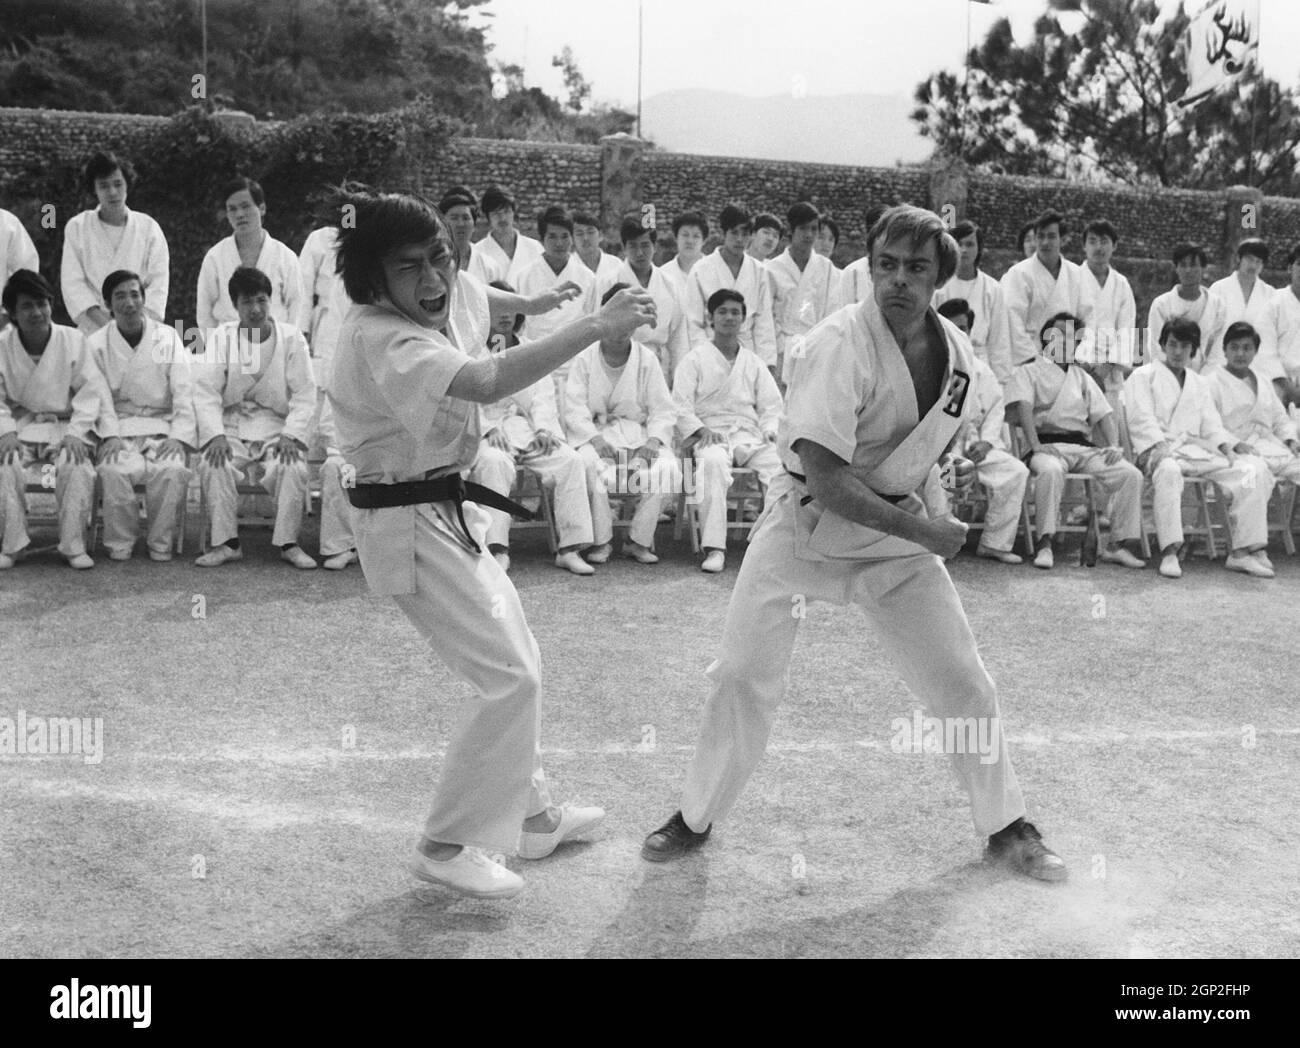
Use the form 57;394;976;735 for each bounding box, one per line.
922;448;1028;553
96;435;192;555
0;441;95;557
199;436;308;547
693;438;783;550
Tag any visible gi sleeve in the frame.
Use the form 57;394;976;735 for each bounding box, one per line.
1001;267;1038;367
196;247;221;332
643;354;677;447
281;328;318;445
1121;370;1167;456
142;216;171;321
366;328;473;441
673;353;705;440
563;352;599;447
59;218;101;323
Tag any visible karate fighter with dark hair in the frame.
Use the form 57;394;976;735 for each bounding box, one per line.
642;205;1068;883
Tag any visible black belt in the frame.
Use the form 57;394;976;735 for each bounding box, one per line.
785;468;908;506
346;472;536;555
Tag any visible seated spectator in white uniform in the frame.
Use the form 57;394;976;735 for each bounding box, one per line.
1265;241;1300;409
1207;237;1278;374
768;201;839;387
475;184;544;286
686;205;778;378
88;270;194;562
657;210;708;320
674;288;783;574
932;219;1013;386
1006;313;1146;571
468;287;612;575
197;176;304;333
565;282;681;565
834;204;886;309
596;217;689;385
0;270;107;570
1123;317;1276;580
1146;243;1227;374
922;299;1027;564
192;267;318;569
746;212;782;264
1075;219;1137;410
60;151;170;335
573;212;622;287
1001;210;1095;368
0;207;38;330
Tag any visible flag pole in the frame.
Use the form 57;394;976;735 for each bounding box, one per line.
1246;3;1261;185
637;0;644;139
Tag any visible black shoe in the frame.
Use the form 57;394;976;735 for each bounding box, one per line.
986;818;1068;882
641;810;711;862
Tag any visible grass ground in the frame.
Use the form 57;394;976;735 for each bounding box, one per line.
1;515;1297;959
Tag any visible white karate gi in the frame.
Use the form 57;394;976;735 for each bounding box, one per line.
685;249;778;367
1265;285;1300;385
466;241;503;286
474;231;543;287
657;255;700;321
192;321;316;547
1206;274;1278;376
1076;265;1137;405
1;208;38;285
1001;255;1095;367
767;249;838;386
580;251;623;289
1123;362;1274;551
922;355;1027;552
515;254;597;409
834;257;873;309
297;226;350;459
1146;287;1228;372
1207;366;1300;483
314;395;356;558
328;302;553;852
673;341;783;550
60;207;170;331
595;260;690;386
677;297;1025;837
467;358;609;552
1006;357;1142;540
564;340;681;549
0;324;105;557
933;270;1013;386
196;234;305;333
449;270;491;364
88;319;195;556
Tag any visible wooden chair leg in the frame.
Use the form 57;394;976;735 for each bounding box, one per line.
1282;483;1297;556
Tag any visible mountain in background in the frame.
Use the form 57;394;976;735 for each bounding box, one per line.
640;88;930;167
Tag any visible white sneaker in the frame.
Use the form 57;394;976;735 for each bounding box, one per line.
195;545;243;567
976;544;1022;565
623;541;659;564
409;846;524;900
492;550;511;573
1033;546;1054;570
148;548;173;562
1099;547;1146;569
701;549;725;573
65;553;94;570
1254;550;1274;572
281;546;318;570
1226;552;1274;578
108;548;132;562
584;542;613;564
1159;553;1182;578
322;550;358;571
555;550;595;575
518;804;607;860
0;553;14;570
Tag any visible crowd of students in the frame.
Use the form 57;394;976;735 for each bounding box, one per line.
1;150;1297;578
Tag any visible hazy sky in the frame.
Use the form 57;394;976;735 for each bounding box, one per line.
475;0;1300;106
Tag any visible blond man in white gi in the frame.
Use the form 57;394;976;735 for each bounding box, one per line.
674;288;783;574
1146;243;1227;373
326;189;654;899
642;206;1067;882
0;207;38;330
922;299;1027;564
1207;239;1277;374
468;301;611;576
197;177;304;333
933;220;1013;386
686;206;778;375
192;266;318;569
61;152;170;334
0;270;107;569
1001;210;1095;368
89;270;194;562
1124;317;1275;579
769;202;839;387
1007;313;1146;571
565;282;681;564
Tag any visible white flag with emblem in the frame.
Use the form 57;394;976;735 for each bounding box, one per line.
1178;0;1260;108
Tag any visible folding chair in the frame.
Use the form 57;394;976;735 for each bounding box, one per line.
506;466;560;553
89;474;188;555
1008;426;1100;562
676;466;765;554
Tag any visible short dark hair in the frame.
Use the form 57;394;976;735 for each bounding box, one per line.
752;211;783;234
537;205;574;239
786;202;819;230
718;205;750;233
437;185;479;218
1159;317;1201;351
572;211;601;230
1035;210;1065;236
481;185;514;216
707;288;746;317
102;269;143;307
672;210;708;237
1017;221;1037;251
864;205;887;229
1039;311;1082;342
1223;320;1261;349
601;281;631;308
2;269;54;315
331;187;450;305
819;217;840;246
1236;237;1269;264
936;297;974;329
949;219;983;265
1084;219;1118;246
488;279;525;333
222;176;265;208
229;266;273;305
620;216;653;245
83;151;133;195
1173;243;1207;267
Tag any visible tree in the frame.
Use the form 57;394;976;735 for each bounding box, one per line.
551;45;591;113
912;0;1300;193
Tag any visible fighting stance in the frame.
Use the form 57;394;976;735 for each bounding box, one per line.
327;189;655;899
642;207;1067;882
